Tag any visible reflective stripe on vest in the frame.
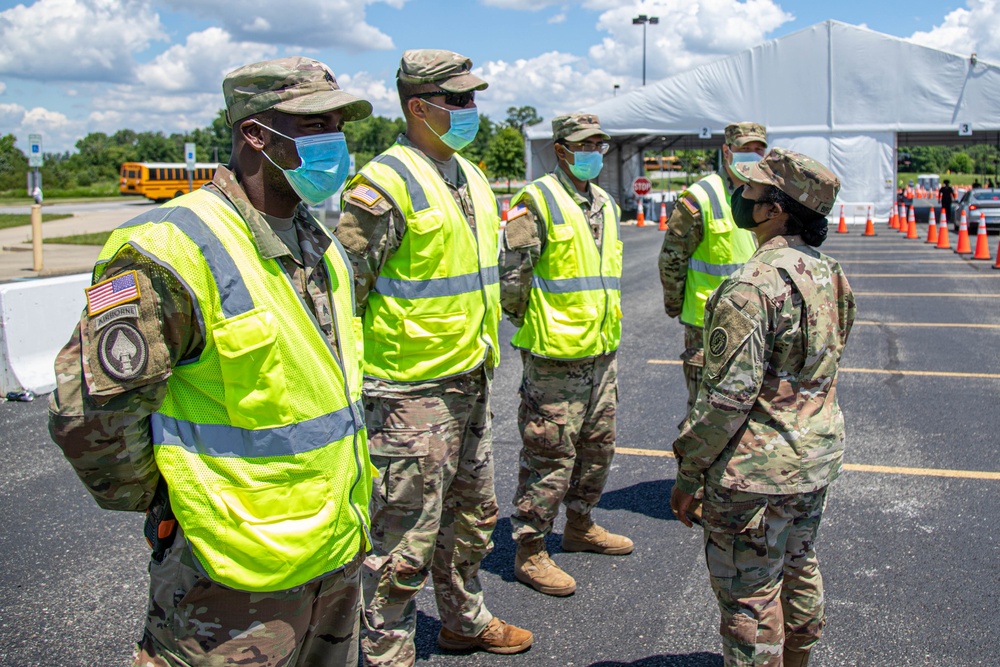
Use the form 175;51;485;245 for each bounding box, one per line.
351;145;501;382
680;174;757;328
510;173;623;359
95;189;371;593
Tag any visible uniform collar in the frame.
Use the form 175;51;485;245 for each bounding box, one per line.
209;165;331;262
756;234;804;252
553;167;600;208
397;134;465;187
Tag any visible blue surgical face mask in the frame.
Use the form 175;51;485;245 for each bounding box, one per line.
422;99;480;151
731;151;763;166
568;151;604;181
252;120;351;206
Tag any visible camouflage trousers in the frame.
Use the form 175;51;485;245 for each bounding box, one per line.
134;529;363;667
702;484;829;667
680;324;704;414
511;351;618;544
361;368;498;667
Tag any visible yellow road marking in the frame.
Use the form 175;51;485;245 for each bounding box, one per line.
647;359;1000;379
854;292;1000;298
840;259;988;263
849;273;1000;278
615;448;1000;480
854;320;1000;329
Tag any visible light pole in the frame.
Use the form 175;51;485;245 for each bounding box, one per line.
632;14;659;86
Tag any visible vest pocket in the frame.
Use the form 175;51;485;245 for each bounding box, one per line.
403;311;468;346
213;307;293;429
407;208;445;276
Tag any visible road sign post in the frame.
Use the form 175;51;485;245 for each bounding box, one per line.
185;142;196;193
632;176;652;220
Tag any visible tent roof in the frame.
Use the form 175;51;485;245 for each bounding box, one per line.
528;20;1000;142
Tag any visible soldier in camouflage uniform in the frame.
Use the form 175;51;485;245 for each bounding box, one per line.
48;58;375;666
670;149;854;667
658;122;765;413
333;50;532;665
500;114;631;598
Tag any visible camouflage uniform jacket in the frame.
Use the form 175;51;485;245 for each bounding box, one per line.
671;234;856;496
499;168;611;327
335;134;493;396
49;166;350;512
658;171;736;318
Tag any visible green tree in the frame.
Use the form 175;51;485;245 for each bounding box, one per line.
136;131;177;162
0;134;28;190
342;115;406;169
484;127;525;192
948;152;974;174
505;106;542;132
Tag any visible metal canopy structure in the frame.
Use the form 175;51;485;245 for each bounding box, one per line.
525;20;1000;219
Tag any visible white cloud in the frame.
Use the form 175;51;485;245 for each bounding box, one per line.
475;51;620;123
588;0;793;81
908;0;1000;61
0;0;166;82
161;0;403;51
338;71;401;119
480;0;562;9
548;12;567;24
0;102;85;154
134;27;276;94
0;81;6;95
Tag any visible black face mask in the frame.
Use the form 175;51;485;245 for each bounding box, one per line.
730;186;763;229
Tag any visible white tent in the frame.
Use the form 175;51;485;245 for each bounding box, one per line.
526;19;1000;221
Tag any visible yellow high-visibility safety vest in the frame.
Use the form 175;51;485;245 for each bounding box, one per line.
510;173;623;359
349;144;501;382
680;174;757;328
95;188;371;593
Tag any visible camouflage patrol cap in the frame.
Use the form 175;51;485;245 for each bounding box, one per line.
725;122;767;149
223;56;373;126
397;49;488;92
552;114;610;142
735;147;841;215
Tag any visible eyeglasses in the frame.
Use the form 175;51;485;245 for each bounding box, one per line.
561;140;611;155
409;90;476;108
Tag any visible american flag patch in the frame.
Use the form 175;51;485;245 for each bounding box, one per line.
507;204;528;221
347;184;383;207
86;270;141;316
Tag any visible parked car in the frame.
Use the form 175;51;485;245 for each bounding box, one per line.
954;188;1000;233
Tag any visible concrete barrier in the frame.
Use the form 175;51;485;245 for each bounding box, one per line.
0;273;89;396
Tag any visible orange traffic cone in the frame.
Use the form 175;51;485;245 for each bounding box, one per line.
906;206;918;238
898;205;908;234
889;204;899;229
500;198;510;223
863;206;875;236
954;209;972;254
636;199;646;227
936;207;951;249
972;211;991;260
925;207;938;244
993;236;1000;269
836;204;848;233
659;201;668;231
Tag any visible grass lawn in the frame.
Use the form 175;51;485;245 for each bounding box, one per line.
0;213;73;230
42;231;112;245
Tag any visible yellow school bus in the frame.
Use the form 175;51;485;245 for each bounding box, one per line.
120;162;219;201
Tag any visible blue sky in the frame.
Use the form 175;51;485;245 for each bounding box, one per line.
0;0;988;153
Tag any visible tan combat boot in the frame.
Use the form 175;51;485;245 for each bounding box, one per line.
514;539;577;596
561;510;634;555
783;648;811;667
437;617;533;654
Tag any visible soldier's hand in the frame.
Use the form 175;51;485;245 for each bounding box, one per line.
670;484;695;528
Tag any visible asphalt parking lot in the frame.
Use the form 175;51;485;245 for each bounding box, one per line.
1;220;997;666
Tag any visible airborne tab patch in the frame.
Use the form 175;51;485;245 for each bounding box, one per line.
86;270;141;316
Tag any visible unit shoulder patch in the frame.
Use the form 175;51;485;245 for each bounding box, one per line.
708;327;728;357
704;297;759;379
98;321;148;381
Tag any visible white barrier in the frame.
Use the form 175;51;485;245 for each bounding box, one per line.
0;273;89;396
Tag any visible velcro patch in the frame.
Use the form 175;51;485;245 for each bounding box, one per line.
704;298;758;379
98;321;148;381
347;184;383;207
86;270;140;316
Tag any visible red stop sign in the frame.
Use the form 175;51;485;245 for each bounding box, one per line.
632;177;652;196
